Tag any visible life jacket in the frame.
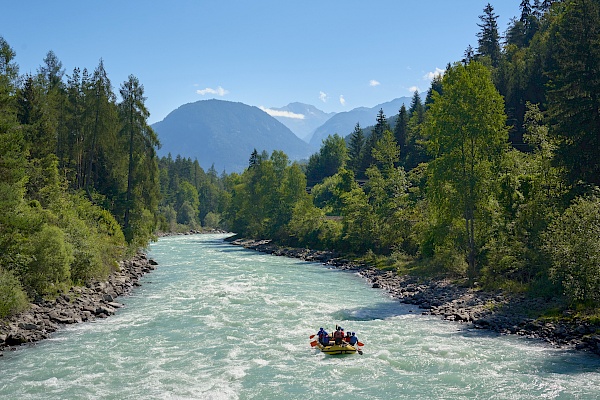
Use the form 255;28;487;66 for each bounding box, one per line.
349;335;358;345
333;330;342;339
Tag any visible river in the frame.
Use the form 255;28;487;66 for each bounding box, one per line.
2;234;600;399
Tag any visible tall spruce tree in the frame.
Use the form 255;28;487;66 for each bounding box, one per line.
393;105;408;158
477;3;501;67
363;109;390;171
547;0;600;188
119;74;160;243
347;122;365;177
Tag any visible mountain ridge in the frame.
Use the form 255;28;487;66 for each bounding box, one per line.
309;97;413;146
267;102;335;142
152;99;315;173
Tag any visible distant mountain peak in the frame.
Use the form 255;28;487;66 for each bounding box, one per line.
266;102;335;142
308;97;413;146
152;99;315;173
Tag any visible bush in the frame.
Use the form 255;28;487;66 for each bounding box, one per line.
0;268;29;317
24;224;73;295
542;194;600;303
204;212;221;228
53;194;125;283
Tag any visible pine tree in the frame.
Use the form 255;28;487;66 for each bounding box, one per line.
547;0;600;188
119;74;160;243
83;59;119;201
363;109;390;171
463;45;475;64
347;123;365;177
477;3;501;67
393;105;408;156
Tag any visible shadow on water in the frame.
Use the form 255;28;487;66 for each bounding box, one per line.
331;302;417;321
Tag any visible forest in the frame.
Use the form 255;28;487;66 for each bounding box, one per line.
1;0;599;318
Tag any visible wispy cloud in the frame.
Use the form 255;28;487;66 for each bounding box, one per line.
259;106;305;119
423;67;445;81
339;95;346;106
408;86;420;93
319;91;327;103
369;79;380;87
196;86;229;96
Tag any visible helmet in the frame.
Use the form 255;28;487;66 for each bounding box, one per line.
352;332;355;335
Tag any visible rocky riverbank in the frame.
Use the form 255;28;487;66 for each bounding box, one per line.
0;253;157;355
229;237;600;356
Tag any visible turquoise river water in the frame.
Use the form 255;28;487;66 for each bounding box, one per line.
2;234;600;399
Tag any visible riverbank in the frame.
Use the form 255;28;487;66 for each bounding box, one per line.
229;237;600;356
0;253;157;355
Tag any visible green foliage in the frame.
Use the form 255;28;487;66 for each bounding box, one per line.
546;0;600;188
425;61;508;281
476;3;501;66
203;212;221;228
0;267;29;317
542;194;600;303
53;193;125;283
225;150;308;241
305;134;348;184
23;224;73;295
312;168;358;215
347;123;365;177
157;154;228;232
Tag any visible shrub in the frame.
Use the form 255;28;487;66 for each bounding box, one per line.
0;268;29;317
542;194;600;303
204;212;221;228
24;224;73;295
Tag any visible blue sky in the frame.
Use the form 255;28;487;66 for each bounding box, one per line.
4;1;520;124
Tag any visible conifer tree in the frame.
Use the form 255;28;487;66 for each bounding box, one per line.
477;3;501;67
393;105;408;157
547;0;600;188
347;123;365;177
119;74;160;243
363;109;389;171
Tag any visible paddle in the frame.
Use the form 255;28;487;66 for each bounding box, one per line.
357;348;363;355
357;341;364;347
309;334;316;339
310;340;318;347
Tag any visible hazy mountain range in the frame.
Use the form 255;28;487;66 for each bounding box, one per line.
266;102;335;142
308;97;412;147
152;97;414;173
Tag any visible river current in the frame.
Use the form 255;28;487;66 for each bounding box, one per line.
2;234;600;399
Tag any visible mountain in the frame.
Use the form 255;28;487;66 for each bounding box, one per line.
309;97;413;147
152;99;316;173
267;102;335;142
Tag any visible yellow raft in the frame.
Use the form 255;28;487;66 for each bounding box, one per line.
316;341;358;355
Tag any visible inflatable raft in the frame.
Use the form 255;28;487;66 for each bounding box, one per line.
316;341;358;355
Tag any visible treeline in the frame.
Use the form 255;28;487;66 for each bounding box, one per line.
222;0;600;305
0;39;159;316
157;155;229;232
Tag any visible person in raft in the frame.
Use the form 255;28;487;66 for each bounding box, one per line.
349;332;358;346
333;326;344;345
345;331;352;342
317;327;327;344
322;333;330;346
